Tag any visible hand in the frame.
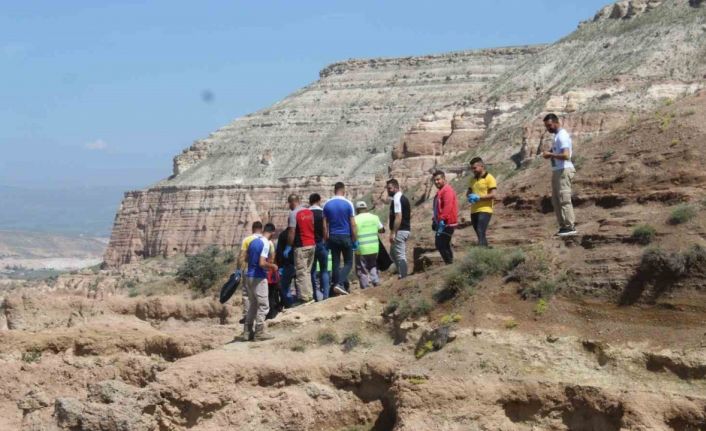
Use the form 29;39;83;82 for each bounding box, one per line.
542;151;553;159
389;233;395;245
352;240;360;251
283;245;292;258
468;193;480;204
271;264;278;272
234;269;242;277
436;220;446;235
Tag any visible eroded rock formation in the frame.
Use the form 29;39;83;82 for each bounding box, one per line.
105;0;706;266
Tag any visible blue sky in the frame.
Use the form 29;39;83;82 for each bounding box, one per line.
1;0;609;190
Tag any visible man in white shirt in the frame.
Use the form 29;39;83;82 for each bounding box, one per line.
543;113;577;237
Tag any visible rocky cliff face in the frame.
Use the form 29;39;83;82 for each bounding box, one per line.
105;0;706;266
105;48;541;265
391;0;706;186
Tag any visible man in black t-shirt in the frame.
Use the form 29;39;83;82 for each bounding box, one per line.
308;193;330;300
386;179;411;279
275;228;296;307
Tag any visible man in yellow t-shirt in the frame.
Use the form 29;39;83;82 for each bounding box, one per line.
466;157;497;247
237;221;274;326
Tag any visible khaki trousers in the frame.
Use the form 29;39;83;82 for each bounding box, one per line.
245;277;269;332
294;246;315;302
551;168;576;230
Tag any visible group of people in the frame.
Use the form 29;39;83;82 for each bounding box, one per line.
234;180;413;341
235;114;577;341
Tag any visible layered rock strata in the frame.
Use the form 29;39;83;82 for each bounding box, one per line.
105;0;706;266
105;48;541;265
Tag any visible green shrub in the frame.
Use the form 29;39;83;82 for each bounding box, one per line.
683;245;706;274
434;247;525;303
382;298;400;316
433;270;472;303
341;332;362;352
176;245;230;294
668;205;697;225
407;376;428;385
632;225;657;245
506;249;527;270
534;299;549;316
415;340;434;359
506;248;549;286
385;297;432;321
601;150;615;161
22;347;42;364
505;319;518;329
519;279;557;300
317;329;339;346
439;313;462;325
639;248;685;279
222;250;236;264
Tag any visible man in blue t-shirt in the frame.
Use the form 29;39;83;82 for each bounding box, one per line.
323;182;358;295
244;223;278;341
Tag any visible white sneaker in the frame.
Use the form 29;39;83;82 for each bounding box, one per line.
332;285;349;296
558;228;578;237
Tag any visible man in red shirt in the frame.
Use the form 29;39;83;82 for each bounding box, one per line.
432;170;458;264
286;194;316;304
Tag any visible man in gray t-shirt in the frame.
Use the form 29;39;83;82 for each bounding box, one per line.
543;113;577;237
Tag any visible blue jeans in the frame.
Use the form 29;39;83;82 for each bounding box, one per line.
471;212;492;247
279;263;296;306
327;234;353;291
311;241;330;301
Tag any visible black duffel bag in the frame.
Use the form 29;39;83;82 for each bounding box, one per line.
219;270;242;304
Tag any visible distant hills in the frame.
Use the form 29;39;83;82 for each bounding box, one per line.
0;230;107;260
0;185;126;237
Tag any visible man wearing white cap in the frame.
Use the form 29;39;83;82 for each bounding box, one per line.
353;201;385;289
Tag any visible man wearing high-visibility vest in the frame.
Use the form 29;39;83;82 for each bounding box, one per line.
353;201;385;289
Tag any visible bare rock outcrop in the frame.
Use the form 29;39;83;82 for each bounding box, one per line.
104;0;706;267
104;48;539;265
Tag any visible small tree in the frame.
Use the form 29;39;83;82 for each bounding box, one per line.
176;246;230;294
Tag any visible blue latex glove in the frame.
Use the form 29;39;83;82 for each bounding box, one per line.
468;193;480;204
278;267;284;277
352;240;360;251
436;220;446;235
234;269;242;277
283;245;292;258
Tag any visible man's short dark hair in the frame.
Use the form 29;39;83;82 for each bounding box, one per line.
386;178;400;189
251;221;263;232
287;194;300;204
263;223;276;233
469;157;484;166
432;170;445;178
334;182;345;192
309;193;321;205
543;113;559;123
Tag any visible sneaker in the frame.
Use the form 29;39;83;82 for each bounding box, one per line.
238;317;246;324
233;332;249;342
332;285;349;296
558;227;578;237
292;298;315;307
252;332;275;341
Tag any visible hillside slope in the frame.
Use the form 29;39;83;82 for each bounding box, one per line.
104;0;706;267
2;91;705;431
